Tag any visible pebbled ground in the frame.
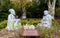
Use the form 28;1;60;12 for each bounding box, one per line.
0;29;21;38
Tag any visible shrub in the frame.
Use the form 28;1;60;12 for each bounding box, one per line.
0;19;40;29
55;8;60;19
21;19;40;25
0;19;60;38
0;20;7;29
38;20;60;38
0;12;8;22
21;19;28;25
26;2;44;18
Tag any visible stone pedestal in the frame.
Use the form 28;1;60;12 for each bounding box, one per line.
19;29;40;38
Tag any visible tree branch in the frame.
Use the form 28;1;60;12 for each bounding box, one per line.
52;0;56;8
48;0;52;8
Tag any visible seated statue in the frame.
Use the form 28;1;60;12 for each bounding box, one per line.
38;10;53;28
6;9;21;31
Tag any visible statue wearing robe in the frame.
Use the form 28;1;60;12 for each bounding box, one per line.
6;9;21;31
39;10;53;28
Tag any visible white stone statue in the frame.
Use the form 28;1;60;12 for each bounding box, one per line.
6;9;21;31
38;10;53;28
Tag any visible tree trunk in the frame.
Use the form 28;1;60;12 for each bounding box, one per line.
48;0;56;19
27;0;32;2
20;0;26;19
22;7;26;19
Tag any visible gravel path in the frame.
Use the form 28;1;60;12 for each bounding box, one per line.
0;29;21;38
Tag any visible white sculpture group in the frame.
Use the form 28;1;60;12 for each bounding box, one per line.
6;9;53;31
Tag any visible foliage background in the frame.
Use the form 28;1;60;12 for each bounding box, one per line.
0;0;60;22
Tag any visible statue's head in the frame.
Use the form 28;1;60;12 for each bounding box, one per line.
9;9;15;15
44;10;49;15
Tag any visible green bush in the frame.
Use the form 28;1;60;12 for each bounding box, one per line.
0;12;9;22
55;8;60;19
38;20;60;38
0;20;7;29
0;19;40;29
0;19;60;38
26;2;44;18
21;19;28;25
21;19;40;25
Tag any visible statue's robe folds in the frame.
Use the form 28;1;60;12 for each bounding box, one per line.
6;14;21;31
39;14;53;28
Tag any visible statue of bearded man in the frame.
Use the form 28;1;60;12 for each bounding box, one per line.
6;9;21;31
39;10;53;28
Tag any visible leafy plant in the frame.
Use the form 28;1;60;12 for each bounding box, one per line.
38;20;60;38
0;20;7;29
0;19;60;38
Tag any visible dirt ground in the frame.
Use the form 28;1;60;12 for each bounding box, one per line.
0;29;21;38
